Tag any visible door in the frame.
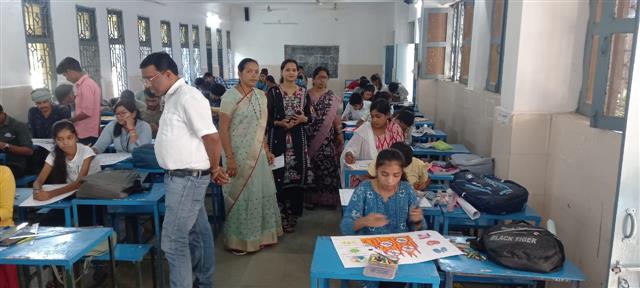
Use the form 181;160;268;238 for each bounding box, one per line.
395;43;415;102
384;45;394;84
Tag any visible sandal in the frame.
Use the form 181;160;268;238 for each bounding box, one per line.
230;250;248;256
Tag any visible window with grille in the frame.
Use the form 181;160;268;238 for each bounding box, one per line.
160;20;173;57
107;9;128;98
450;1;474;84
578;0;638;131
22;0;56;91
76;6;101;87
226;30;233;79
486;0;507;93
205;27;213;73
179;24;192;84
192;24;202;78
216;28;223;77
419;8;449;80
138;16;152;61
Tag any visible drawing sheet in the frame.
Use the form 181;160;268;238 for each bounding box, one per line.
331;231;462;268
95;153;131;166
32;138;55;151
19;184;77;207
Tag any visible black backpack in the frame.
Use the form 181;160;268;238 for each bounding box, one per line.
450;171;528;214
474;223;565;273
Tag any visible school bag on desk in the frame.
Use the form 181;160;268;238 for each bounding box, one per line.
473;222;566;273
450;171;528;214
450;154;494;176
77;170;143;199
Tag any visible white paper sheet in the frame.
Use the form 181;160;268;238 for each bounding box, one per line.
342;120;358;126
456;197;480;220
346;160;372;171
419;197;433;208
95;153;131;166
270;155;284;170
19;184;77;207
331;231;463;268
32;138;55;151
339;189;354;206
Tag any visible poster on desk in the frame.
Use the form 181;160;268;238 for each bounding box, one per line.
331;231;462;268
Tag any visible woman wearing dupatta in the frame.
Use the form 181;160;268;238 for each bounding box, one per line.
219;58;282;254
340;99;404;187
266;59;313;232
306;66;344;208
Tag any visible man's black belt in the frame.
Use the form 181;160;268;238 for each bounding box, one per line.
165;169;210;177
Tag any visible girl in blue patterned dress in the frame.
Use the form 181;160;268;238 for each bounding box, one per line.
340;148;426;288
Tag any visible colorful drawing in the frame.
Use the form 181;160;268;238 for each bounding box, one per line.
330;231;463;268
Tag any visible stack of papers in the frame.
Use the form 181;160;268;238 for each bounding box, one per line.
342;120;358;126
32;138;55;151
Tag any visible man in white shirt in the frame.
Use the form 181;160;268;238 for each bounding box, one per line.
140;52;228;288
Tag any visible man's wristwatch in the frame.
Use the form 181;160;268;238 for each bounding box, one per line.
2;143;9;151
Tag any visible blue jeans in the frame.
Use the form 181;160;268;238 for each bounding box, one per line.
162;174;214;288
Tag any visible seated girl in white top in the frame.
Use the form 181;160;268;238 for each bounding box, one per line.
32;120;101;201
93;100;152;153
340;99;404;187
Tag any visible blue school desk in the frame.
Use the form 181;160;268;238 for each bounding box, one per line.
14;188;73;227
440;205;542;235
0;227;116;288
412;144;470;159
71;183;165;287
342;166;370;188
438;255;585;288
104;158;165;174
414;119;434;129
310;236;441;288
412;129;448;143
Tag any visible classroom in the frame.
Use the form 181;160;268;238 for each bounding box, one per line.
0;0;638;287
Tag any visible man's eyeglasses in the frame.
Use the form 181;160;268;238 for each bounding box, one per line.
142;72;162;85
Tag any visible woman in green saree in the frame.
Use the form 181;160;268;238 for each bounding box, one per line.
219;58;283;254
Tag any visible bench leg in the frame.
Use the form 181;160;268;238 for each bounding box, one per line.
65;266;76;288
445;272;453;288
37;266;45;288
107;236;116;288
136;261;143;288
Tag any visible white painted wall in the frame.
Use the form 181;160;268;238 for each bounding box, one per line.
230;3;394;71
0;0;232;95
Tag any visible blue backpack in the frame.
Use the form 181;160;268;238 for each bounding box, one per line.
450;171;529;214
131;144;161;169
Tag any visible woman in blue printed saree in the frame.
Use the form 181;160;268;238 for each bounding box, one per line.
219;58;283;254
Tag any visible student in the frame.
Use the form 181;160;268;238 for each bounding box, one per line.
347;76;367;91
210;83;226;126
356;90;394;127
342;149;425;288
353;78;370;95
296;66;308;88
119;89;146;112
265;75;277;90
195;77;212;100
370;73;388;94
93;100;152;153
0;104;34;179
393;109;415;145
32;120;101;201
341;93;370;121
28;88;71;139
388;82;409;103
256;68;269;92
340;99;404;186
362;84;375;102
342;148;425;234
54;84;76;116
368;142;430;191
203;72;216;85
0;165;18;287
140;89;162;137
56;57;101;145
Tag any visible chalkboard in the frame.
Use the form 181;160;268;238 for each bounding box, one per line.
284;45;339;78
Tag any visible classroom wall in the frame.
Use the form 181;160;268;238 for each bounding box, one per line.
0;0;232;122
417;0;619;286
229;3;394;96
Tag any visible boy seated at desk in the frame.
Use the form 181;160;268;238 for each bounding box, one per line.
341;149;425;288
392;109;415;145
32;120;101;201
341;92;370;121
92;100;152;154
368;142;430;191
